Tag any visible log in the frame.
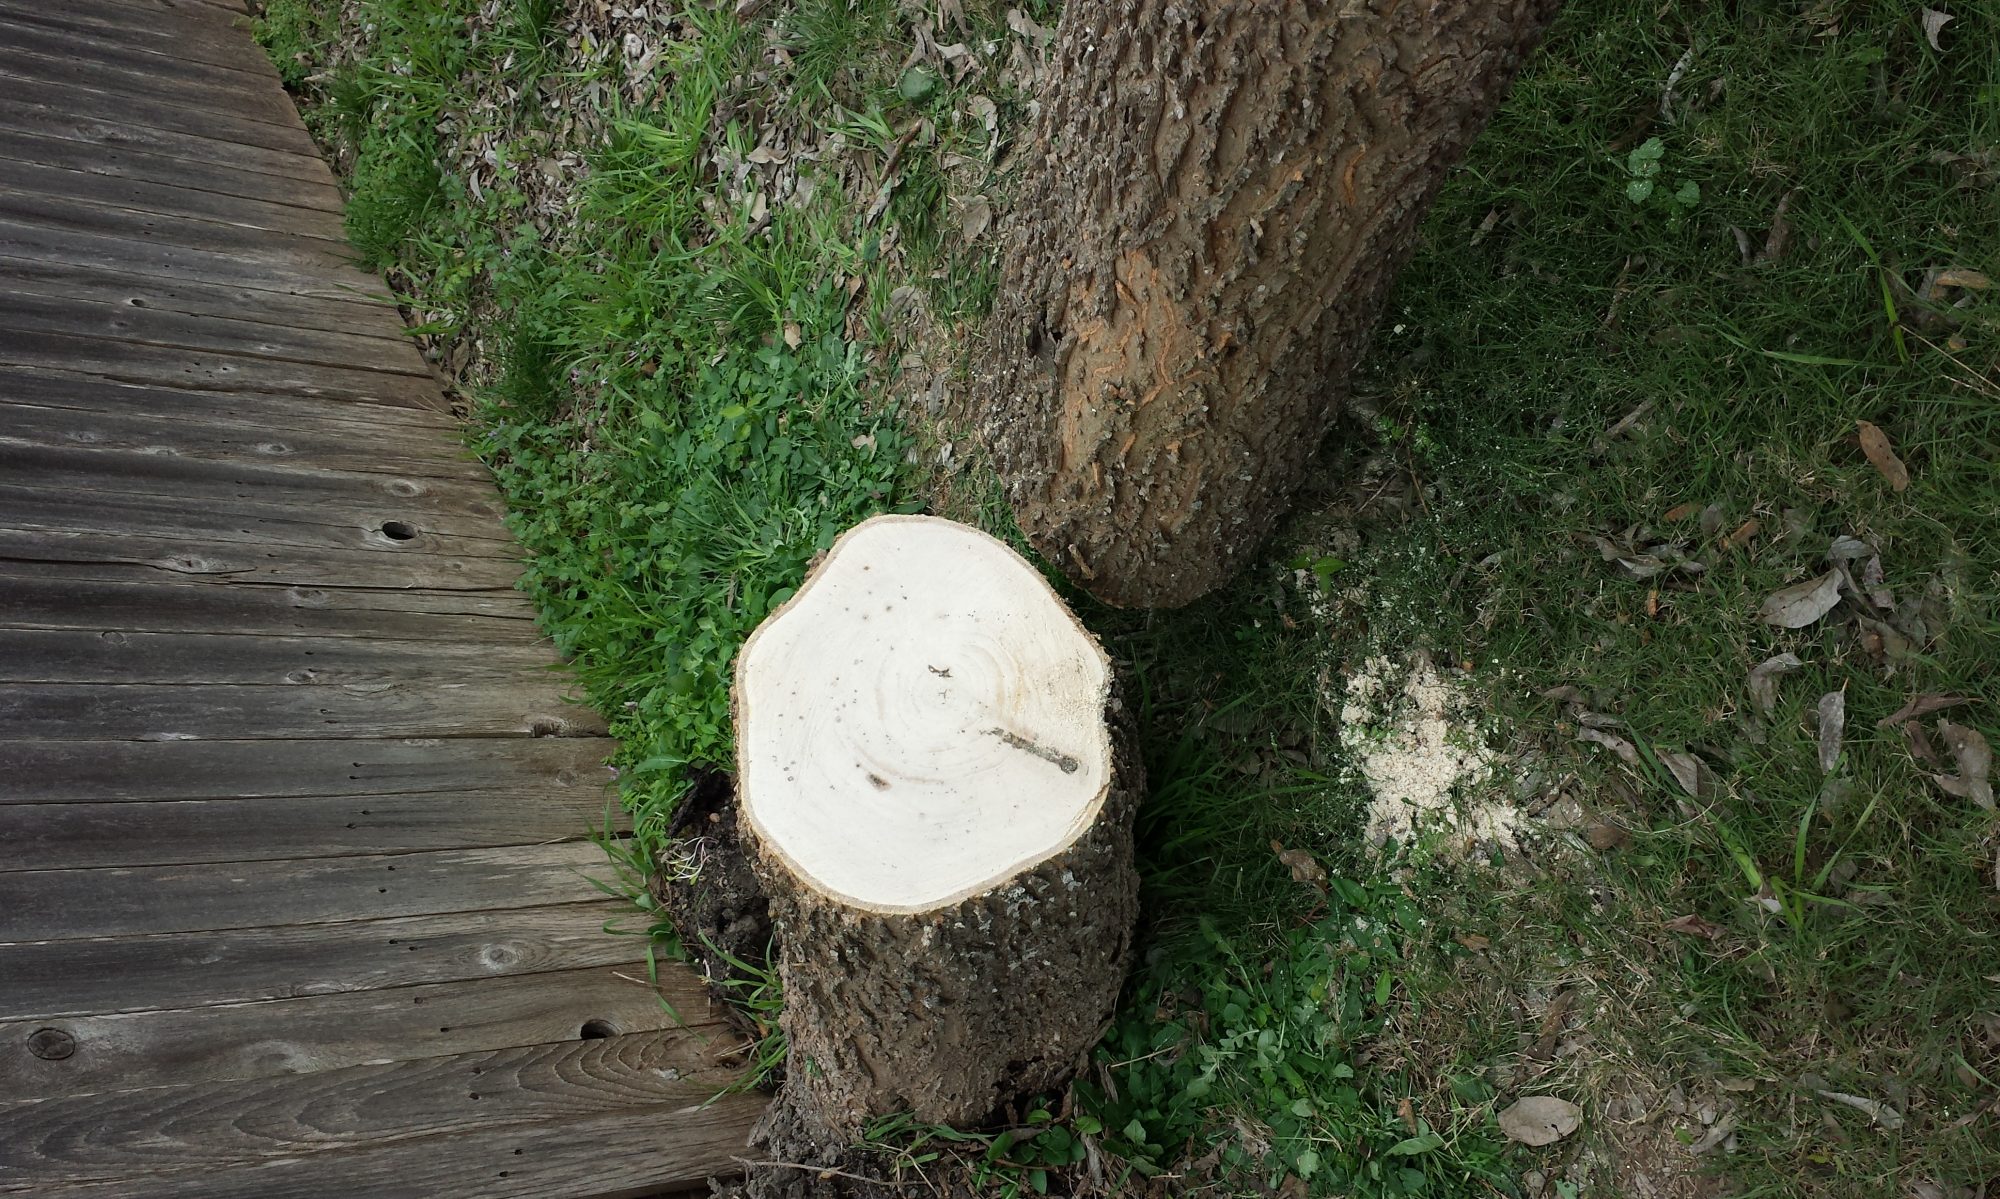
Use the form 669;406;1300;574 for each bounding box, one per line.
734;514;1140;1153
975;0;1562;607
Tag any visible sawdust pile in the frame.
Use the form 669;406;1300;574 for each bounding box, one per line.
1336;654;1517;853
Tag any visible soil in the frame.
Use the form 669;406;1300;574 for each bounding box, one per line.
650;769;774;1039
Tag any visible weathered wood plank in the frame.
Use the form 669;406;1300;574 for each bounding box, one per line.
0;630;556;687
0;485;518;558
0;900;642;1019
0;0;283;80
2;1096;766;1199
0;440;499;520
0;144;348;235
0;567;543;641
0;256;406;342
0;681;608;741
0;290;427;376
0;217;398;310
0;366;457;433
0;1028;746;1187
0;328;445;409
0;679;600;735
0;98;334;187
0;399;486;481
0;842;615;941
0;188;378;284
0;966;715;1097
0;397;480;481
0;76;317;160
0;527;523;590
0;39;304;133
0;736;612;803
0;789;626;869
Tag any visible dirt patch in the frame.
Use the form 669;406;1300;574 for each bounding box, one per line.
650;769;774;1036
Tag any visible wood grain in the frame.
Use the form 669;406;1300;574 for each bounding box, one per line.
2;1097;766;1199
0;790;626;869
0;736;612;803
0;966;715;1096
0;901;646;1019
0;97;333;186
0;842;618;941
0;6;763;1188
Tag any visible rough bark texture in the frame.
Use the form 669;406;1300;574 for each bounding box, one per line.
976;0;1563;607
743;700;1141;1164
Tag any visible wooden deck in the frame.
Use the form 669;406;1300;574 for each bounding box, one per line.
0;0;764;1193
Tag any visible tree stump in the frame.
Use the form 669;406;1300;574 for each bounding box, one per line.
735;514;1140;1155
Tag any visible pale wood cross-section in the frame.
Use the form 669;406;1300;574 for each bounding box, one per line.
0;0;763;1193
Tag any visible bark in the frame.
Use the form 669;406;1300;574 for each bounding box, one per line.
746;712;1139;1158
976;0;1563;607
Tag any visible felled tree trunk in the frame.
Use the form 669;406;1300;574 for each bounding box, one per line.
733;515;1140;1156
977;0;1563;608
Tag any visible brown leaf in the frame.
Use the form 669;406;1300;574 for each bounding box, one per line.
1722;518;1762;550
1664;913;1724;939
1497;1096;1583;1146
1578;727;1641;767
1758;570;1843;628
1271;840;1328;886
1663;501;1700;523
1935;268;1992;290
1659;749;1706;796
1905;720;1943;768
1585;820;1631;850
1747;652;1805;716
1857;421;1911;492
1936;721;1994;810
1455;932;1491;952
1817;689;1847;774
1877;694;1970;729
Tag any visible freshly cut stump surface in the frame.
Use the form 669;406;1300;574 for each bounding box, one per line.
736;514;1139;1151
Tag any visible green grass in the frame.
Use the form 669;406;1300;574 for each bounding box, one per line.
269;0;1998;1194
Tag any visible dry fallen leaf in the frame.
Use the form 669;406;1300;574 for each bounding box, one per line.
1455;932;1491;952
1877;694;1970;729
1922;7;1954;51
1906;720;1943;768
1664;913;1724;939
1935;721;1994;810
1758;570;1843;628
1585;820;1631;850
1663;501;1699;522
1934;267;1992;290
1815;1086;1906;1130
1497;1096;1583;1146
1659;749;1706;796
1817;689;1847;774
1271;840;1328;886
1578;727;1641;767
1747;652;1805;716
1857;421;1911;492
1722;518;1762;550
